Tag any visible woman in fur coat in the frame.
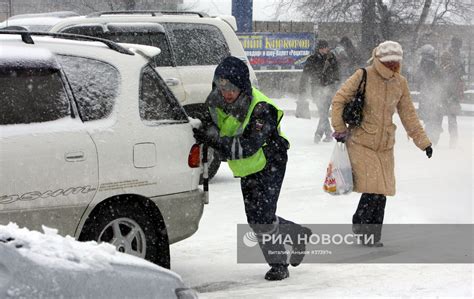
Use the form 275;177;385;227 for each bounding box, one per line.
331;41;433;246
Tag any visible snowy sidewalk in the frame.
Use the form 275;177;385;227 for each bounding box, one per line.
171;108;473;298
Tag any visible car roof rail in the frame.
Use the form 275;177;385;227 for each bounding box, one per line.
0;30;134;55
156;10;209;17
1;26;29;31
86;10;208;18
9;11;79;20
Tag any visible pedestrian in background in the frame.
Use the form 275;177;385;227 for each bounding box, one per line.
333;36;363;81
440;36;465;148
415;44;444;146
331;41;433;247
193;56;311;281
299;39;340;143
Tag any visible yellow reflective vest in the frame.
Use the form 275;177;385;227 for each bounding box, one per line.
209;88;288;177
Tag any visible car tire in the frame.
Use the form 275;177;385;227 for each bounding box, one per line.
79;200;170;269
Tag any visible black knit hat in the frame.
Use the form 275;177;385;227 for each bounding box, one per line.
214;56;252;97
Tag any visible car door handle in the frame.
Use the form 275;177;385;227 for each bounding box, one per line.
165;78;180;86
65;152;85;162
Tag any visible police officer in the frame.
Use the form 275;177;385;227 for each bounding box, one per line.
193;56;311;281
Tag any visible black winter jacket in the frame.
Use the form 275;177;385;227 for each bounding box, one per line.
202;92;289;165
300;51;339;89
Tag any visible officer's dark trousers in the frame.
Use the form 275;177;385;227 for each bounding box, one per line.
352;193;387;243
241;155;303;266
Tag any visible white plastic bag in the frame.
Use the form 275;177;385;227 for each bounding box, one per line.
323;143;353;195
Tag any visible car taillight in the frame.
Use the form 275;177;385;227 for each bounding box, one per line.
188;144;201;168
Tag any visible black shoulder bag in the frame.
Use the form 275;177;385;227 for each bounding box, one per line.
342;68;367;127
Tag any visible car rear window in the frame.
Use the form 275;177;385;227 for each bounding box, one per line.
0;69;70;125
57;55;120;122
60;24;173;67
164;23;230;66
106;32;173;67
60;24;106;37
139;65;187;123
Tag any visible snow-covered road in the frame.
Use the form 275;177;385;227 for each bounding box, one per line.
171;98;473;298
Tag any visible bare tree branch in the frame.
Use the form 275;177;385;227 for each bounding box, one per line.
412;0;433;48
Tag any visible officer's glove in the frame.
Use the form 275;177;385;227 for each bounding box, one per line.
193;126;220;146
424;145;433;158
332;131;348;143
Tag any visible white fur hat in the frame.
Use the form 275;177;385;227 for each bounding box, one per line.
375;41;403;62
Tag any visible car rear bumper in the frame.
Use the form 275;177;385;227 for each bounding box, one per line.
151;189;205;244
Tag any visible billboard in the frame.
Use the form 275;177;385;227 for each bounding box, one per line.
237;32;315;69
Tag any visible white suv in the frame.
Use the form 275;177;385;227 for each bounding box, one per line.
0;31;206;269
47;10;258;179
0;11;79;31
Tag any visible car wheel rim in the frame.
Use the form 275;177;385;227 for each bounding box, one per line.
99;218;147;258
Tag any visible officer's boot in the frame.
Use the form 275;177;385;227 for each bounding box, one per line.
264;264;289;281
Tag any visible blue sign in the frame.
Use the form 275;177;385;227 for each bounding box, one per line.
238;32;315;69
